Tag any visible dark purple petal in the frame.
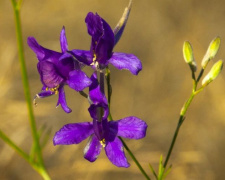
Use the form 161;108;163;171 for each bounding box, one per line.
67;70;92;91
105;137;130;168
95;18;114;64
84;135;102;162
60;26;68;53
27;37;61;64
88;103;109;121
89;72;108;105
56;86;71;113
70;49;92;66
109;116;147;139
37;61;64;88
53;122;93;145
113;0;132;46
85;12;114;65
58;53;77;78
108;52;142;75
36;90;55;98
85;12;103;44
27;37;45;60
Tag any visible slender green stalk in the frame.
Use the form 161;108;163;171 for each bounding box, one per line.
162;69;205;174
120;137;151;180
105;67;150;180
9;0;50;179
0;130;31;163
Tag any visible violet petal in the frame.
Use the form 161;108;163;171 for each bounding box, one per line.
60;26;68;53
105;137;130;168
67;70;92;91
84;135;102;162
89;72;108;105
37;61;64;88
53;122;93;145
56;86;72;113
108;52;142;75
109;116;147;139
70;49;93;66
27;37;45;60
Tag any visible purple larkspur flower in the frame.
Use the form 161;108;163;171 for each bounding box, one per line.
71;12;142;75
53;103;147;167
27;27;92;113
53;73;147;167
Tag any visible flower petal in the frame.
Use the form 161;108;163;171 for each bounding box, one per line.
37;61;64;88
85;12;114;65
108;52;142;75
36;90;55;98
88;103;109;121
58;53;78;78
27;37;61;64
105;137;130;168
60;26;68;53
27;37;45;60
84;135;102;162
109;116;147;139
89;72;108;105
67;70;92;91
113;0;132;46
56;86;72;113
70;49;92;66
53;122;93;145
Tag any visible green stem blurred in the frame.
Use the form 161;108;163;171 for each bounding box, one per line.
105;67;150;180
162;70;205;175
0;129;31;163
9;0;50;179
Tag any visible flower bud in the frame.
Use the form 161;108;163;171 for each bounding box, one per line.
201;37;221;69
202;60;223;86
183;41;197;72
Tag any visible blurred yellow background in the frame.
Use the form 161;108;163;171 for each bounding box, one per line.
1;0;225;179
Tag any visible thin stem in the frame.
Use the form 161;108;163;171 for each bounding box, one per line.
196;68;204;83
120;137;151;180
79;91;88;98
105;68;150;180
163;91;196;169
0;129;31;164
10;1;50;179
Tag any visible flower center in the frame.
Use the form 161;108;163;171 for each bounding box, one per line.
45;85;60;95
100;138;106;148
91;53;99;69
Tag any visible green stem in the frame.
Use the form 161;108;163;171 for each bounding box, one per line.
105;67;150;180
163;68;202;172
163;91;195;170
10;1;50;179
0;129;31;164
120;137;151;180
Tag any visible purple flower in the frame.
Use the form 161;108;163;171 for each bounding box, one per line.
53;73;147;167
27;27;92;113
53;103;147;167
72;12;142;75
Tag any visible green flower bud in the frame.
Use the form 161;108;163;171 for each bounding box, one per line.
201;36;221;69
183;41;197;72
202;60;223;86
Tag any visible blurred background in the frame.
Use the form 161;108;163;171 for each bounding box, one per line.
1;0;225;179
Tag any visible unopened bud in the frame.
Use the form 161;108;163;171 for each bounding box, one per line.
202;60;223;86
201;36;221;69
183;41;197;72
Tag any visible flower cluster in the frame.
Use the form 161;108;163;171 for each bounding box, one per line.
28;3;147;168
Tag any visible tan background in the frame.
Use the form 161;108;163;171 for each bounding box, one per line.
1;0;225;179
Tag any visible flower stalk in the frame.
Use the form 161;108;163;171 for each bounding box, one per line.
105;68;150;180
8;0;51;179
